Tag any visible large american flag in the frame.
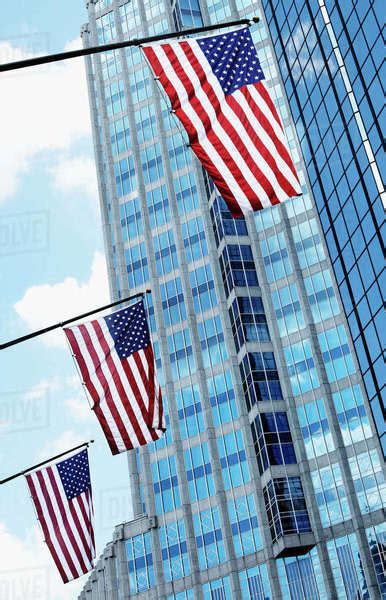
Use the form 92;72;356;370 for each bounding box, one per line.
25;449;95;583
143;27;301;217
64;300;165;455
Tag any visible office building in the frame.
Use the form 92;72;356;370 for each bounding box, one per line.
79;0;385;597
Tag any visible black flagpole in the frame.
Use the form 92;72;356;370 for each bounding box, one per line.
0;17;259;73
0;290;151;350
0;440;94;485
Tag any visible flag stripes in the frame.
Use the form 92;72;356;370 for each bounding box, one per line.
64;305;165;455
25;455;95;583
143;29;301;217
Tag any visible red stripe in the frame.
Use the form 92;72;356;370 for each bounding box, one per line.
35;470;79;581
78;323;128;454
67;494;93;564
227;92;298;200
26;474;68;583
75;494;94;560
246;84;300;183
91;321;146;447
64;328;100;404
47;469;88;575
146;45;253;216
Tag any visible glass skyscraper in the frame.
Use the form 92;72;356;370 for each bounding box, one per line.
79;1;385;598
260;0;385;458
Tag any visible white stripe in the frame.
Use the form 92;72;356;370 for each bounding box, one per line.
83;322;142;448
100;324;155;444
248;83;288;148
71;492;95;564
51;468;93;571
173;42;273;208
233;88;301;194
70;327;105;401
185;41;274;208
153;46;252;213
73;326;127;453
29;471;78;580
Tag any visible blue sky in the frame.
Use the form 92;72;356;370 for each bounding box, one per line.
0;3;132;598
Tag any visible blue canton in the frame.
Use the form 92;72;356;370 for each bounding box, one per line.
57;450;91;501
197;28;265;95
104;300;150;360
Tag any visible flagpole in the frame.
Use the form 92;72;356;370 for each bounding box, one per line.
0;290;151;350
0;440;94;485
0;17;259;73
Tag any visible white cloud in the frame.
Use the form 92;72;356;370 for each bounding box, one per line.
65;395;92;422
37;429;89;461
0;39;92;204
14;251;109;348
0;522;85;599
49;155;99;202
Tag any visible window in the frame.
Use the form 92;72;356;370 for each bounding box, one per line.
277;548;327;600
135;103;157;144
151;456;181;515
208;370;238;427
114;155;136;197
317;325;355;382
160;520;190;582
96;11;116;43
252;412;297;474
304;269;340;323
105;80;125;116
272;283;305;337
291;218;326;268
160;277;186;327
264;477;311;544
217;430;251;490
202;576;232;599
228;494;262;557
126;533;154;594
297;398;334;459
327;534;368;600
239;564;272;600
110;116;130;157
220;244;258;297
182;216;208;263
229;296;270;351
184;442;215;502
167;329;196;381
173;172;199;214
153;230;179;276
193;507;226;569
189;264;217;314
311;463;351;527
125;242;149;288
140;143;164;184
261;231;293;283
197;315;227;368
175;383;204;440
366;524;386;599
240;351;283;409
349;450;386;514
120;197;142;240
284;339;319;396
333;385;372;446
146;184;170;228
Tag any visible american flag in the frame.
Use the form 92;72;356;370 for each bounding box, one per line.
143;27;301;217
25;449;95;583
64;300;165;455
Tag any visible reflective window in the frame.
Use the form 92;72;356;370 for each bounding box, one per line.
311;463;351;527
197;315;228;368
175;383;204;440
184;442;215;502
135;103;157;144
272;283;306;337
167;329;196;381
366;524;386;598
261;231;293;283
333;385;372;446
193;507;226;569
188;264;217;314
220;244;258;297
110;116;130;157
153;230;179;276
173;171;200;214
160;277;186;327
304;269;340;323
291;218;326;269
207;370;238;427
229;296;270;352
125;242;149;288
159;520;190;582
146;184;170;228
151;455;181;515
126;533;154;594
317;325;355;382
96;11;116;43
120;197;142;240
228;494;262;557
240;351;283;409
114;155;137;197
297;396;334;458
105;80;126;117
284;339;319;396
264;477;311;543
251;412;297;475
348;450;386;514
277;548;327;600
239;564;272;600
181;216;208;263
327;534;368;599
140;143;164;184
217;430;251;490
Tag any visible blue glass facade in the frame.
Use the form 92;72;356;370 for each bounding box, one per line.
261;0;385;455
80;0;385;598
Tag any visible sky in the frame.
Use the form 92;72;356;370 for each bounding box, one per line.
0;3;133;598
